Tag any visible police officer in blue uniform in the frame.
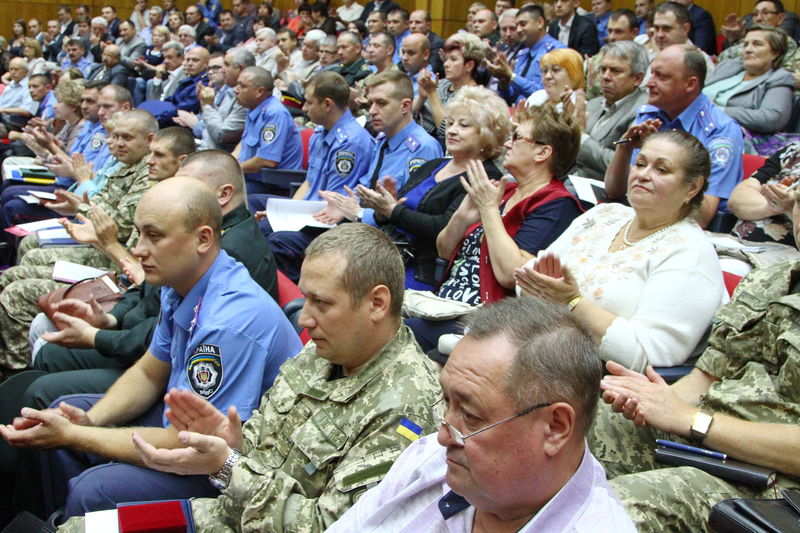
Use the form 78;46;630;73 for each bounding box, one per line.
490;5;565;105
15;178;303;519
234;66;303;194
605;45;744;226
250;72;373;237
300;72;374;201
267;68;442;280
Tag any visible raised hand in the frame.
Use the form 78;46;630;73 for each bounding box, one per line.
163;388;243;449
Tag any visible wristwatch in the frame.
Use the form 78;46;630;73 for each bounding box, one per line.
209;448;242;490
690;410;714;442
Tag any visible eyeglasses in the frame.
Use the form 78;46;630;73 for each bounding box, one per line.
432;398;553;446
511;131;547;146
753;9;778;16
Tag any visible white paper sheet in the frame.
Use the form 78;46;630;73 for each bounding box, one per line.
266;199;335;232
85;509;119;533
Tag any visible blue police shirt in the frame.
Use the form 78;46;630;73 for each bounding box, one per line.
150;250;302;427
500;34;564;104
359;119;443;225
60;56;94;77
632;93;743;212
393;30;410;64
52;120;106;187
239;95;303;182
37;90;56;120
304;109;374;201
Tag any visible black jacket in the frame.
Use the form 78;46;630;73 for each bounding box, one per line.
548;14;600;57
381;158;503;285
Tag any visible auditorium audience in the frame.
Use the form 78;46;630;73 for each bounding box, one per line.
0;1;799;530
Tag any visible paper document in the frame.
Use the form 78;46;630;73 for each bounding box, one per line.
18;195;40;204
266;199;335;232
52;261;110;284
29;190;57;200
707;235;771;253
4;218;63;237
85;509;119;533
38;227;71;240
566;175;606;205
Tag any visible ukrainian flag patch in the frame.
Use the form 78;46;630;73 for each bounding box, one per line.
396;417;423;442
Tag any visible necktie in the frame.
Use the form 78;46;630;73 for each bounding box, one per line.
520;50;533;78
369;139;389;189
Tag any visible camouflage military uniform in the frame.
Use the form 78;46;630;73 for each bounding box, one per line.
56;325;441;533
0;158;153;378
19;157;153;269
191;325;440;532
589;259;800;533
721;37;798;69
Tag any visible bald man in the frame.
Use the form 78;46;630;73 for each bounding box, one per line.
1;177;302;521
400;32;432;97
87;44;128;85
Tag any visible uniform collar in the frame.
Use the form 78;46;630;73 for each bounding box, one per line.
247;95;272;120
172;250;228;331
221;203;250;231
322;109;355;144
282;325;414;403
663;93;707;129
384;119;417;150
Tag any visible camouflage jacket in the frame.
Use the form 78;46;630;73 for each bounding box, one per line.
190;325;442;533
696;260;800;427
76;156;152;245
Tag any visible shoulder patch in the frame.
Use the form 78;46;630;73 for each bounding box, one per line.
89;133;104;150
187;344;223;398
408;158;426;174
405;135;420;151
262;123;277;144
335;150;356;177
335;127;348;143
708;137;735;168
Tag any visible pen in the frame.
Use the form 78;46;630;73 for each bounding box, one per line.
613;138;634;146
656;439;727;460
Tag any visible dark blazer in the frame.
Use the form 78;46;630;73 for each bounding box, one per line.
219;26;247;50
548;14;599;57
688;4;717;56
359;0;400;22
107;18;121;40
383;158;503;285
87;63;128;85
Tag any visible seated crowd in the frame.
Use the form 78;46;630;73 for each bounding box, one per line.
0;0;798;532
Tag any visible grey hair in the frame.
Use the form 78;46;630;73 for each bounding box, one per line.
149;6;164;16
462;298;602;434
162;40;185;56
228;47;255;67
604;40;649;76
256;27;276;40
304;29;326;47
499;8;519;22
91;16;108;28
681;44;707;88
178;24;196;38
241;65;274;93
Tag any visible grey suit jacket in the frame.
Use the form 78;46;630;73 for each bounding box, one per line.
705;59;795;134
200;88;247;151
575;88;647;181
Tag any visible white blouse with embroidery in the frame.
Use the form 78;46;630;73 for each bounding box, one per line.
518;203;727;372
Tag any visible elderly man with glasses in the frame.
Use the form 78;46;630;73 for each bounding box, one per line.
328;298;637;533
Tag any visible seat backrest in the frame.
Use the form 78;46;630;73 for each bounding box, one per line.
276;269;310;344
301;127;314;170
742;154;767;179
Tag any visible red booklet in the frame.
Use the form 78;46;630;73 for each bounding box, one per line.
117;500;192;533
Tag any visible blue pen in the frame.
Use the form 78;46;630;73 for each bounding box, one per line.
657;439;727;461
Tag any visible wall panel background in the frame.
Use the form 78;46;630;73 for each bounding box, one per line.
2;0;793;53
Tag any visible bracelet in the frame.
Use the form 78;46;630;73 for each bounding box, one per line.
567;296;582;312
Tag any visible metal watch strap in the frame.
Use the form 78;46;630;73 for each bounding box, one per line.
209;448;242;490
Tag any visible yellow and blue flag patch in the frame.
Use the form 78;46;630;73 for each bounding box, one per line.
396;417;423;442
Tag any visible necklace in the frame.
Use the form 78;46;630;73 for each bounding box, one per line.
622;218;679;247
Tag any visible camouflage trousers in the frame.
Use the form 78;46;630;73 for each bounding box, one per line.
588;401;799;533
0;265;61;380
19;233;116;270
